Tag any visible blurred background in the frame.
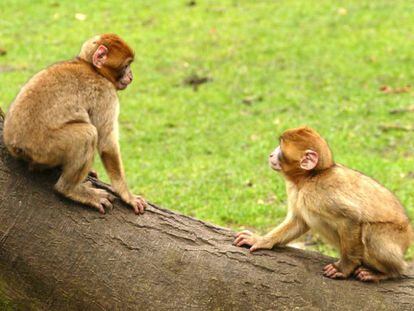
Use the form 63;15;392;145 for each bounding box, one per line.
0;0;413;258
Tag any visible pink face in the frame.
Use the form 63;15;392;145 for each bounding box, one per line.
116;64;133;90
269;146;282;171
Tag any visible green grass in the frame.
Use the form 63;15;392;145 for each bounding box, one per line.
1;0;414;268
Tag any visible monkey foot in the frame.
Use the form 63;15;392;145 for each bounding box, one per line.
56;183;115;214
90;188;116;214
323;263;346;279
354;267;387;282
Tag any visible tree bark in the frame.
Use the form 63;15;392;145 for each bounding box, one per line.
0;115;413;311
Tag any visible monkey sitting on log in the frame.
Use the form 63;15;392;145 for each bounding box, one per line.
3;34;146;214
234;126;413;282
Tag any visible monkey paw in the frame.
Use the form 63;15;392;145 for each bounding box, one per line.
90;188;115;214
123;194;147;215
233;231;273;252
354;267;385;282
323;263;346;279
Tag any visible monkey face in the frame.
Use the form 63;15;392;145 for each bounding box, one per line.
269;146;283;171
116;62;133;90
84;34;135;91
270;127;334;179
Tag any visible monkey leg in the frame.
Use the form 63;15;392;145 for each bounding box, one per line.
323;224;363;280
359;224;408;282
52;123;114;213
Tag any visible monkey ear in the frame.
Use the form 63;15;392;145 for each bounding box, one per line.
300;150;319;171
92;45;108;68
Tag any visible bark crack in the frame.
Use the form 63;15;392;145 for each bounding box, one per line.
110;235;140;252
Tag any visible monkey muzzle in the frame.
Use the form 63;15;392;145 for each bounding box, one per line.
269;146;282;171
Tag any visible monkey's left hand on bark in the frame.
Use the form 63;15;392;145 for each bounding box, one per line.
233;230;274;252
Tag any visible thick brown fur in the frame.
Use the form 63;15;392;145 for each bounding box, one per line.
235;126;413;282
3;33;146;214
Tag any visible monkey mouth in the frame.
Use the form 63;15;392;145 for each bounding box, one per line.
117;81;129;90
269;160;282;171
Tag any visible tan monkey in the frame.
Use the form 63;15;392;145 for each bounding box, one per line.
3;34;147;214
234;126;413;282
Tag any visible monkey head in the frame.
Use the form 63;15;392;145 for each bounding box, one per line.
269;127;334;179
78;34;135;90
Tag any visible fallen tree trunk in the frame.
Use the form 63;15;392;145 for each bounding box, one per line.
0;115;413;311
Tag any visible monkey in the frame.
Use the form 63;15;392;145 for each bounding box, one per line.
3;34;147;215
234;126;413;282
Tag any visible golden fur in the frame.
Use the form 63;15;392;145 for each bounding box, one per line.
235;126;413;282
3;34;146;214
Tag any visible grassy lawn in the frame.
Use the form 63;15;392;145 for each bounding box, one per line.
1;0;414;271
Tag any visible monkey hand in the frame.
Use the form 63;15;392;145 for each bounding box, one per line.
118;192;148;215
233;230;274;252
121;192;147;215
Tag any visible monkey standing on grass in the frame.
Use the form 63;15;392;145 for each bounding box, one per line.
234;126;413;282
3;34;147;214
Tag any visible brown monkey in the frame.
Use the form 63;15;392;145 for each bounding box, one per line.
3;34;146;214
234;126;413;282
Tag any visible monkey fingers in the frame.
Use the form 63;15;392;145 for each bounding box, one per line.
134;196;147;215
123;194;147;215
323;263;346;279
353;267;384;282
233;232;267;252
233;232;254;247
90;188;115;214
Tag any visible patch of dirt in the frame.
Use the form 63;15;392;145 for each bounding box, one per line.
0;65;17;73
183;73;212;91
242;95;263;105
389;106;414;114
379;124;414;132
379;85;411;94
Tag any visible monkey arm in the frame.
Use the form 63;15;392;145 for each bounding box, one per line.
97;125;146;214
264;211;309;246
95;119;130;196
234;211;309;252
